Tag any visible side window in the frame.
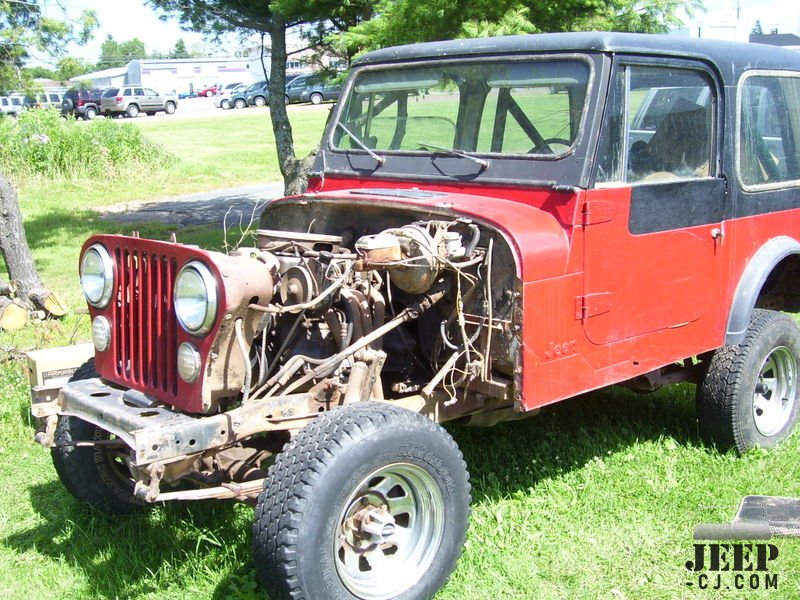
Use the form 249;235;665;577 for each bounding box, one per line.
597;64;714;184
739;73;800;188
123;88;132;96
144;88;157;96
134;87;144;96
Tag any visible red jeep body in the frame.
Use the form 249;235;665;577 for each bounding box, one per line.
34;33;800;600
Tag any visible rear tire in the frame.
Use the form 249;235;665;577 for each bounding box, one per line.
51;359;145;514
253;402;470;600
697;309;800;452
164;101;176;115
309;92;323;105
83;106;97;120
234;98;246;109
126;104;139;118
253;95;266;107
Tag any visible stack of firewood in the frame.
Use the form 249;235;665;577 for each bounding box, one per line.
0;280;68;331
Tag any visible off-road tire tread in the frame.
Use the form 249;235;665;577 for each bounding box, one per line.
697;309;799;452
51;359;144;514
252;402;471;600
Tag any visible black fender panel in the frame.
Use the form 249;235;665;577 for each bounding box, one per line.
725;236;800;345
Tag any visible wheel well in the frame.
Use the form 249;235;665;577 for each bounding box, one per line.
726;236;800;344
755;254;800;312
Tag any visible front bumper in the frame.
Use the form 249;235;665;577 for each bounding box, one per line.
33;378;319;467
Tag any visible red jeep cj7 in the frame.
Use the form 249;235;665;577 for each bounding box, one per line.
32;33;800;599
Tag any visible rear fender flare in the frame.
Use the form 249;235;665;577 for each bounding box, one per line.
725;236;800;345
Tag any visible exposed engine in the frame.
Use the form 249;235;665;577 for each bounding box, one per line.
239;213;514;411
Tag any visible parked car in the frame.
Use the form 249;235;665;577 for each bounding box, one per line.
100;85;178;118
214;82;246;109
228;80;266;109
34;91;64;110
61;87;105;120
33;32;800;600
197;84;217;97
178;90;197;99
285;72;342;104
0;95;25;117
245;81;269;107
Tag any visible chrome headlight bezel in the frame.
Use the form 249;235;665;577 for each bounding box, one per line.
80;244;114;309
174;260;219;336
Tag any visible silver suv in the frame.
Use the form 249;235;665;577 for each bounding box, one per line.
101;86;178;118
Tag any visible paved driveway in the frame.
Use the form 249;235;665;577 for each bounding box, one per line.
99;182;285;227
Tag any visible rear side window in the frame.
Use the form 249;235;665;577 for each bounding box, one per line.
738;72;800;189
104;88;119;97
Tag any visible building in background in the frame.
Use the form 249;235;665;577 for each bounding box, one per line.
672;0;800;45
71;57;255;94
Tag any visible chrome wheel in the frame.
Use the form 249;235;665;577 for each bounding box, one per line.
753;346;797;436
334;462;445;599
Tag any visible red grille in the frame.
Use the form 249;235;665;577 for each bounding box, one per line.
111;243;179;399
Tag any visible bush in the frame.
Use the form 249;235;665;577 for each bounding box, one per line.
0;109;174;180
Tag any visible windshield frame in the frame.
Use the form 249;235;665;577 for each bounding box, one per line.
329;53;594;162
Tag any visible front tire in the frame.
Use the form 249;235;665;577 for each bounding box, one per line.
697;309;800;452
253;402;470;600
51;360;145;514
234;98;246;109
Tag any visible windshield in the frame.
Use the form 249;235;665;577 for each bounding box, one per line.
333;58;590;157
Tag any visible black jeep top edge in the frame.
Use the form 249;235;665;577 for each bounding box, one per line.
354;31;800;81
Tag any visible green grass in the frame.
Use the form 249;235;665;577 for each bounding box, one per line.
2;347;800;598
3;107;329;308
3;109;800;599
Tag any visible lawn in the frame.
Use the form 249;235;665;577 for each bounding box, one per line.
4;107;327;307
2;109;800;599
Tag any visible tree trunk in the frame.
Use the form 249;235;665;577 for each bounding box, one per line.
268;13;317;196
0;172;48;309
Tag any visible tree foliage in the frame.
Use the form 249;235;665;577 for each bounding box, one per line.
1;1;96;93
98;35;147;69
56;56;93;81
171;38;190;58
335;0;703;56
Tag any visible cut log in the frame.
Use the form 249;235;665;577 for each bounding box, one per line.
0;280;14;296
29;287;69;317
0;297;29;330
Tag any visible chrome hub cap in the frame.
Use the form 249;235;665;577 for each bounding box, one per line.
753;346;797;436
334;463;444;599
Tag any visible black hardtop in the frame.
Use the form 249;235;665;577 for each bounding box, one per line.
354;31;800;82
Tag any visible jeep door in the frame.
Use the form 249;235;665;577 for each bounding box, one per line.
584;60;728;345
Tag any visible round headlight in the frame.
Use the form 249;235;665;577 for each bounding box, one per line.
91;316;111;352
80;244;114;308
174;261;218;335
177;342;202;383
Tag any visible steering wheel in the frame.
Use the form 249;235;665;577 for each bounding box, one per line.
528;137;572;155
